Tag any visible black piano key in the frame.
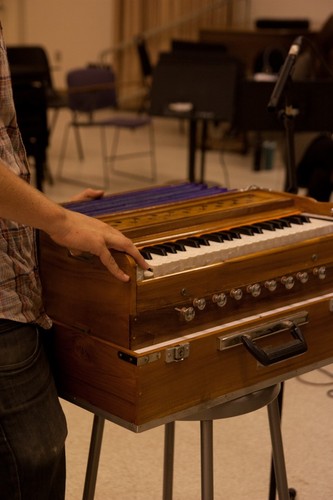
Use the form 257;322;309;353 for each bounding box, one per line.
176;238;202;248
287;215;311;225
159;243;178;254
255;221;277;231
247;224;264;234
226;230;242;239
202;232;226;243
191;236;210;246
232;226;256;236
169;241;187;252
275;218;292;228
140;249;152;260
141;245;168;256
216;231;240;240
205;231;232;241
265;219;285;229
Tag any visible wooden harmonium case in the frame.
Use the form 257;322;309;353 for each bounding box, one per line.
39;183;333;430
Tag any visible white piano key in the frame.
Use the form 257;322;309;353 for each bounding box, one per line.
143;217;333;278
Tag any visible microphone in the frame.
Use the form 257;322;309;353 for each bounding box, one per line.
267;36;303;111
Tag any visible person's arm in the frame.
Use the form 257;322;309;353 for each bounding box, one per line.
0;162;149;282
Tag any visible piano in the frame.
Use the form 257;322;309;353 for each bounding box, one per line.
39;184;333;431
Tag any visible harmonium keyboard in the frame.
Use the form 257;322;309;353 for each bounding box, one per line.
39;183;333;431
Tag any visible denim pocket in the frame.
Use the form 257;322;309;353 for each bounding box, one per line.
0;322;39;373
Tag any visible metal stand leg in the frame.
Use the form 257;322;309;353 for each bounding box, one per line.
269;382;284;500
163;386;291;500
200;420;214;500
82;415;105;500
163;420;214;500
163;422;175;500
268;383;297;500
267;397;290;500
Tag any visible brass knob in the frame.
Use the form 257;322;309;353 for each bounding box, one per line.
193;297;206;310
246;283;261;297
265;279;277;292
230;288;243;300
281;276;295;290
175;306;195;322
212;293;227;307
313;266;326;280
296;271;309;283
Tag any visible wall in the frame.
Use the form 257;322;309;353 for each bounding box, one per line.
0;0;114;87
249;0;333;30
1;0;333;87
0;0;23;43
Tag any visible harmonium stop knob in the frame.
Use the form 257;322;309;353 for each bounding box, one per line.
193;297;206;310
212;292;227;307
313;266;326;280
281;275;295;289
230;288;243;300
265;279;278;292
246;283;261;297
296;271;309;283
176;306;195;322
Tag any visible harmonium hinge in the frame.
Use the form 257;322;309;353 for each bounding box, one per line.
118;351;161;366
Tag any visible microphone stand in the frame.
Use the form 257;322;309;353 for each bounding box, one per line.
268;75;299;194
267;50;300;500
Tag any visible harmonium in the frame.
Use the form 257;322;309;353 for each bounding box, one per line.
39;183;333;431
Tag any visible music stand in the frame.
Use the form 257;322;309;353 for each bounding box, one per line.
150;51;242;182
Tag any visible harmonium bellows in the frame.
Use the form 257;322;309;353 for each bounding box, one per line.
39;183;333;431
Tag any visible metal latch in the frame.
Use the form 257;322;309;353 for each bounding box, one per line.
165;343;190;363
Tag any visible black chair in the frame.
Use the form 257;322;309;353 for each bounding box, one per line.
7;45;69;135
135;35;154;112
57;65;157;188
10;79;48;191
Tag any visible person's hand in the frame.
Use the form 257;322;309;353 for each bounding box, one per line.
69;188;104;202
48;208;149;282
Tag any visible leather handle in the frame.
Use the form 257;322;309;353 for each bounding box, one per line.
241;320;307;366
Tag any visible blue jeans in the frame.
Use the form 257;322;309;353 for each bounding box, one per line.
0;320;67;499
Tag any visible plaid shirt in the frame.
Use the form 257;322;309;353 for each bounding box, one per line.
0;24;51;328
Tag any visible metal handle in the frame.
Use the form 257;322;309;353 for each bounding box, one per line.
240;320;307;366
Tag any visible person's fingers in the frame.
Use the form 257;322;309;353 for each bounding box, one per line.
69;189;104;202
98;247;130;282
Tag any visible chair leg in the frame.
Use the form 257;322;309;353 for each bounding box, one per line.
267;397;290;500
148;122;157;182
48;108;60;137
57;123;85;180
107;124;156;182
73;125;84;161
100;126;111;189
163;422;175;500
57;122;71;178
109;127;120;174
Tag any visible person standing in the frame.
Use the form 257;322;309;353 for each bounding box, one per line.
0;22;148;499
